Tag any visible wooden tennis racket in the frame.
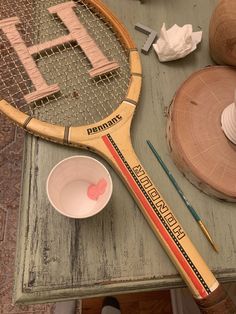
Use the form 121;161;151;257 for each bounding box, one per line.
0;0;235;312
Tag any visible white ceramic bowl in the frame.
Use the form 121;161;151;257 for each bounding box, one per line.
46;156;113;218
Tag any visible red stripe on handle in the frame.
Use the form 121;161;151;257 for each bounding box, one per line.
102;134;208;298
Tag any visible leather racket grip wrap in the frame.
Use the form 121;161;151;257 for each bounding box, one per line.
195;284;236;314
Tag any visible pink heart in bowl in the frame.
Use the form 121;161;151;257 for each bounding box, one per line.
87;178;108;200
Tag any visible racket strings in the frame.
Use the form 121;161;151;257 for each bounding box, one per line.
0;0;130;127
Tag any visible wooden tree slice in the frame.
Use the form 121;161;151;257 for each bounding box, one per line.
167;66;236;202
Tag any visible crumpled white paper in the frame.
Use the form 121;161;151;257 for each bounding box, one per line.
153;23;202;62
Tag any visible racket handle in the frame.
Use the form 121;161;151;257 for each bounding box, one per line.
195;284;236;314
101;132;236;312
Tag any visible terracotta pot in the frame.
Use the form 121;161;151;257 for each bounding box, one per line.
209;0;236;65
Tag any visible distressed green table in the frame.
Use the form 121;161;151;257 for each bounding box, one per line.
14;0;236;305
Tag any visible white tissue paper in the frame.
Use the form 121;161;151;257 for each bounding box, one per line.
153;23;202;62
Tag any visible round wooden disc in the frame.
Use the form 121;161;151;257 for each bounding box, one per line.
167;66;236;202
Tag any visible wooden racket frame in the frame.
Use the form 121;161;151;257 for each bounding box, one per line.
0;0;235;312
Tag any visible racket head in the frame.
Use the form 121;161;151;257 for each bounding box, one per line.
0;0;142;145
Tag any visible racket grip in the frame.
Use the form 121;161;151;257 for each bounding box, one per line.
195;284;236;314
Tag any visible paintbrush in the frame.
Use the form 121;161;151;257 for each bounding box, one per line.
146;140;218;253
